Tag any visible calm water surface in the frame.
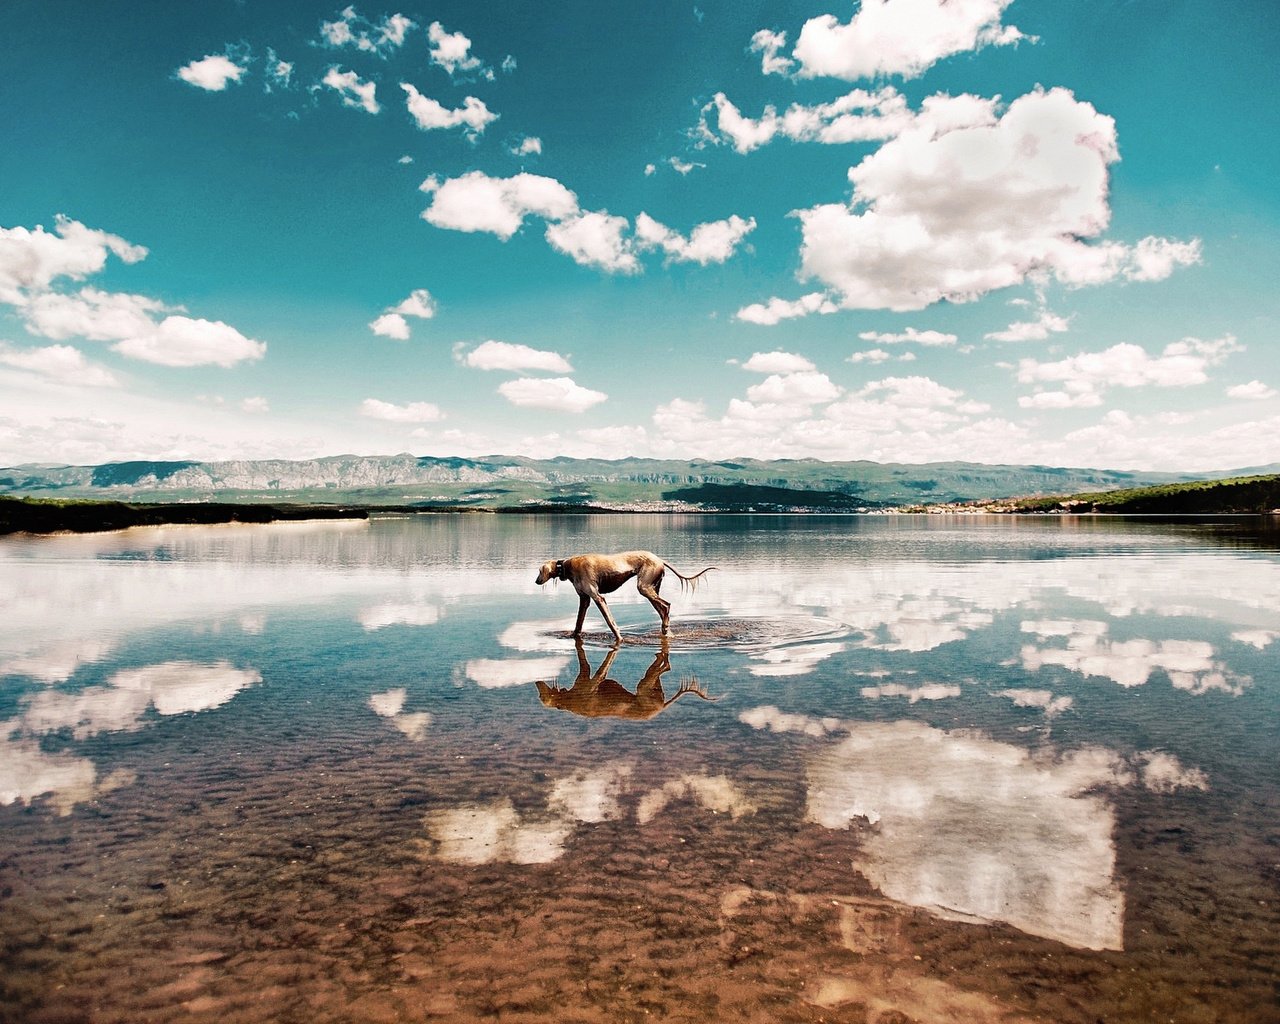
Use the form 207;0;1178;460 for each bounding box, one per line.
2;515;1277;1023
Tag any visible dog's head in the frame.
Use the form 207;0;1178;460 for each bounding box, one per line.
535;559;559;585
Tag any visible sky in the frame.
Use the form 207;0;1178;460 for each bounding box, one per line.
1;0;1278;472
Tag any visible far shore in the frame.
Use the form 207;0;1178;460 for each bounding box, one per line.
3;491;1279;537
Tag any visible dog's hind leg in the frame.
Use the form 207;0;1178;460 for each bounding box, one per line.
637;579;671;635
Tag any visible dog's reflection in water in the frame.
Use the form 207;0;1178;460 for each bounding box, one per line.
536;641;716;720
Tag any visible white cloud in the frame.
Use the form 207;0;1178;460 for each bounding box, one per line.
668;157;704;175
176;54;247;92
21;287;266;368
427;21;483;75
700;87;912;154
240;396;269;413
322;67;380;114
498;377;607;412
787;0;1030;81
849;375;988;415
20;287;171;341
741;351;816;374
320;7;414;54
110;316;266;368
735;291;837;325
400;83;497;135
746;370;841;406
0;216;147;303
359;398;445;422
265;51;293;91
849;348;891;364
1227;380;1277;400
1018;390;1102;410
420;171;579;239
391;288;436;319
1125;236;1204;282
0;343;118;387
369;313;408;339
370;288;436;339
782;87;1201;314
634;213;756;266
649;370;1000;463
858;327;957;346
459;340;573;373
750;28;794;76
510;135;542;156
1017;335;1243;403
545;211;638;273
986;310;1071;343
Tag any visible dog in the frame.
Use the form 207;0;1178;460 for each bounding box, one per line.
535;550;716;642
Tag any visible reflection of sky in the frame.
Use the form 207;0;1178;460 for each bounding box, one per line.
18;661;260;739
686;554;1279;683
1020;625;1248;695
368;688;432;740
357;602;440;631
740;706;1211;951
860;682;960;703
463;656;570;688
805;722;1127;951
420;764;756;865
5;524;1275;698
2;660;259;814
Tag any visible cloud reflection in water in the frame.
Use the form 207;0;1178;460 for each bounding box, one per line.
741;707;1214;951
2;660;259;814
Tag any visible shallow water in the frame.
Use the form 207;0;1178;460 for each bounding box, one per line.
1;514;1277;1023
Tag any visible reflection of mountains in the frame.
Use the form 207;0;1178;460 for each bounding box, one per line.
535;643;715;720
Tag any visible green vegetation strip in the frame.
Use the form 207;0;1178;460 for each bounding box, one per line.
0;496;369;535
1006;474;1280;514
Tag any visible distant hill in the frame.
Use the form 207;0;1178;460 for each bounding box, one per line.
0;454;1251;512
994;474;1280;515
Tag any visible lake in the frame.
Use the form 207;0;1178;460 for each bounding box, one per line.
1;514;1277;1023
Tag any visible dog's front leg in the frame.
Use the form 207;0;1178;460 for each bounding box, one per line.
572;594;590;638
592;594;623;645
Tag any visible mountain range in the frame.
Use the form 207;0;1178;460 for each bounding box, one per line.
4;455;1275;511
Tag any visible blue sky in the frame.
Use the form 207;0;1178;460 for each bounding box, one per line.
1;0;1277;470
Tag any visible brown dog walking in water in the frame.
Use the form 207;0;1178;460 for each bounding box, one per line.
535;550;716;643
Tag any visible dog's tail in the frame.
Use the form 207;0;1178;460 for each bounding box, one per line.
663;562;718;592
663;676;720;708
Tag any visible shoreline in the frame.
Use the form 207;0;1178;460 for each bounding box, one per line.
4;495;1278;537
